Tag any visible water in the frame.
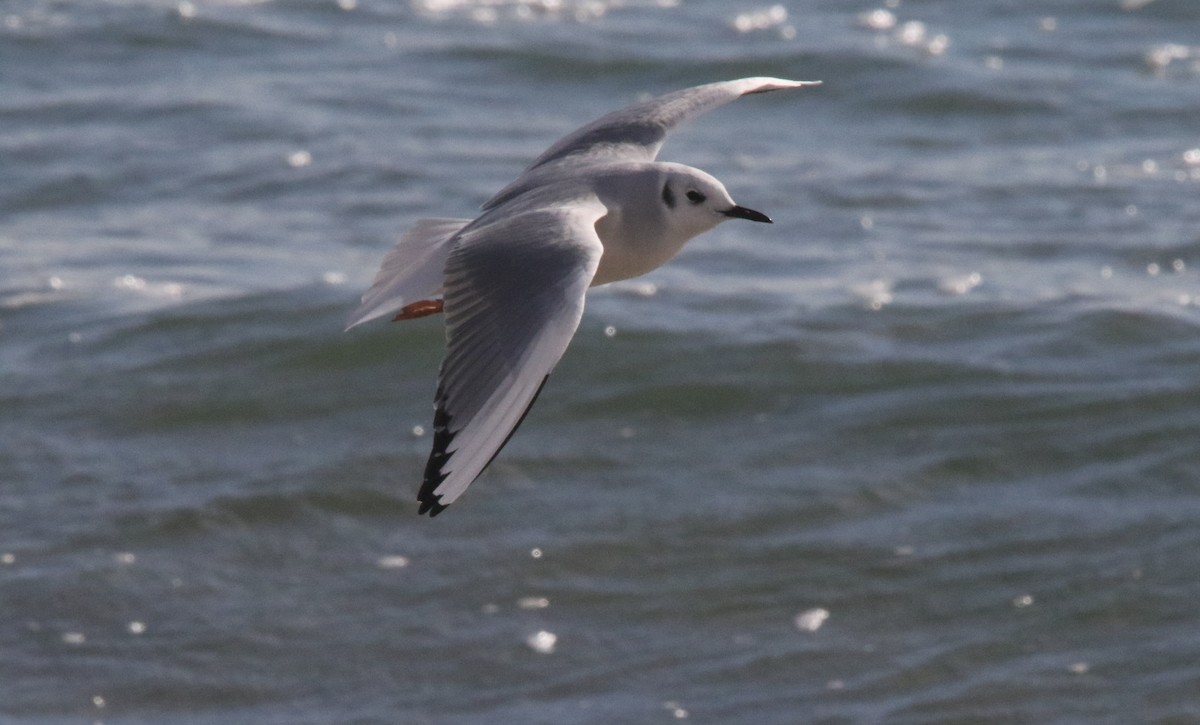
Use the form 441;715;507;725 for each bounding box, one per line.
3;0;1200;722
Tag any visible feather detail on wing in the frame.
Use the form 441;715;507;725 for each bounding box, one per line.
481;77;819;211
345;217;471;330
417;198;607;515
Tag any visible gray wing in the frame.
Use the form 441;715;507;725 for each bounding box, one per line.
482;77;819;211
417;197;607;515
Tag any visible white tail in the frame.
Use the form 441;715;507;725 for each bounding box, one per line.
345;218;471;330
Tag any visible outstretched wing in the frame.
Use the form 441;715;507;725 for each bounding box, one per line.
418;197;607;516
345;217;471;330
482;77;820;210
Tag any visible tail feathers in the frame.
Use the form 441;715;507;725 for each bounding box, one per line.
345;218;471;330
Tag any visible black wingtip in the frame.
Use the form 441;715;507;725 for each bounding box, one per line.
416;386;455;518
414;376;553;518
418;496;448;517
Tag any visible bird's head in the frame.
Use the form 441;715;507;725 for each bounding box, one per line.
658;164;772;241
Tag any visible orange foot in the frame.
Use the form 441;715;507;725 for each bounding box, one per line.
393;299;444;321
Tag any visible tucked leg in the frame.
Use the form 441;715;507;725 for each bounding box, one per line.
393;299;444;321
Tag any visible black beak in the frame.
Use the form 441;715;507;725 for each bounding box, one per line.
723;205;773;223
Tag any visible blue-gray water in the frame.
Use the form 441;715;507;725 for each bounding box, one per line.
3;0;1200;722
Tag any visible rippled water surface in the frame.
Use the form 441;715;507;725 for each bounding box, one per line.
3;0;1200;722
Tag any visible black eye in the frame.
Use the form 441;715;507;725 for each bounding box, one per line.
686;190;706;204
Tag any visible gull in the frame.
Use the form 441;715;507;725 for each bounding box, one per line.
347;77;821;516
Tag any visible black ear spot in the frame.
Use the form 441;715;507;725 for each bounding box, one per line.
686;190;706;204
661;183;676;209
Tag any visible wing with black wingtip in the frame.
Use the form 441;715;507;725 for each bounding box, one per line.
417;197;606;515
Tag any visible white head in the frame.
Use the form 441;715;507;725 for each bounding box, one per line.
590;161;774;285
657;163;772;241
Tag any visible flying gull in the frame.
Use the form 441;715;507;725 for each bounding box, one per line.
348;77;821;516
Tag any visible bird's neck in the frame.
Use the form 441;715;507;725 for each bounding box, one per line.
591;204;698;287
